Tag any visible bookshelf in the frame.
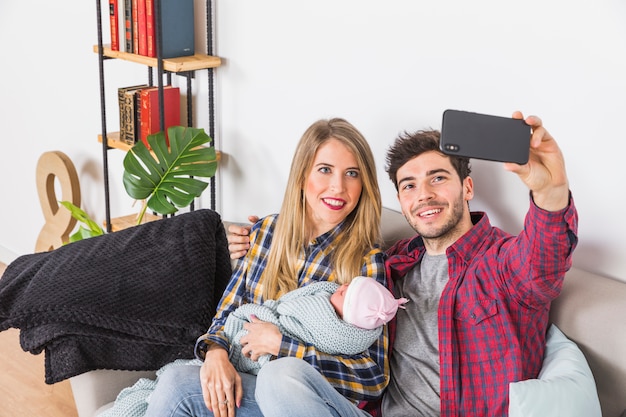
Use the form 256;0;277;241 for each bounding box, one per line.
94;0;221;232
97;133;222;159
93;45;221;72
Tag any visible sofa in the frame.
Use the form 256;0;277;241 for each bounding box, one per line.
3;208;625;416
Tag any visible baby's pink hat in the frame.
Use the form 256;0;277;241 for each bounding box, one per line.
342;276;409;330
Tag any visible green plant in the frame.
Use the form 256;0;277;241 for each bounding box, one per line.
62;126;218;240
123;126;218;224
59;201;105;242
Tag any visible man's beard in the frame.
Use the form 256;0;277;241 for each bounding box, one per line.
405;193;466;240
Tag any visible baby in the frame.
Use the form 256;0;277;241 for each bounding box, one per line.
223;276;408;374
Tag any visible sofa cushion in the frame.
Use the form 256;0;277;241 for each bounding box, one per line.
508;324;601;417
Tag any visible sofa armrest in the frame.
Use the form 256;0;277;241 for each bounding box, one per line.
70;370;157;417
68;216;237;417
550;267;626;417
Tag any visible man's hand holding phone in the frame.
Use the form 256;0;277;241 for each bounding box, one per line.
440;109;569;211
227;215;258;259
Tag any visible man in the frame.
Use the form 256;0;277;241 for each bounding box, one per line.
226;112;578;416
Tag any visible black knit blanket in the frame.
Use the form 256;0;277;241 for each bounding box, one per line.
0;209;231;384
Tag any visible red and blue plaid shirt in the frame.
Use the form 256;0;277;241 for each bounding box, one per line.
195;214;389;403
366;195;578;417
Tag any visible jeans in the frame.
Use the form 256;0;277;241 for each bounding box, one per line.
255;357;371;417
144;362;263;417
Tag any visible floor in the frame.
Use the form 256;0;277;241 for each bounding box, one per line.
0;262;79;417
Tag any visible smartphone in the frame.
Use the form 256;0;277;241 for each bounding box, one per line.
440;109;531;164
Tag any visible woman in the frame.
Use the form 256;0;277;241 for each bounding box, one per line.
145;118;388;417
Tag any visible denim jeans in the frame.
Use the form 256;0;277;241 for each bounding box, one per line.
255;357;371;417
144;362;263;417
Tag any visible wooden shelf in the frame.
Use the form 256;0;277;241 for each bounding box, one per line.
93;45;221;72
98;131;133;151
104;212;162;232
97;133;221;161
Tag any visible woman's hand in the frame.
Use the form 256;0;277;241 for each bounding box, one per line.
201;346;242;417
240;315;283;361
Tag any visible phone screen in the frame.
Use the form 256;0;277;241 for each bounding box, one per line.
440;110;530;164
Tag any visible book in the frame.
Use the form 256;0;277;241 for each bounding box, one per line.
118;0;127;51
159;0;195;58
139;85;181;148
134;90;142;143
118;84;149;145
109;0;119;51
132;0;139;54
123;0;133;52
136;0;148;56
145;0;156;57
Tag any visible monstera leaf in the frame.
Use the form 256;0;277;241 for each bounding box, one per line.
123;126;218;224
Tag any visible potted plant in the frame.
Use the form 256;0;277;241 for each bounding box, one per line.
63;126;218;241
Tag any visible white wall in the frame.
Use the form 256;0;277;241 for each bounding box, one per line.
1;0;625;283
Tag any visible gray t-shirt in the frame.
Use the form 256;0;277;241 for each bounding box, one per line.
382;253;449;417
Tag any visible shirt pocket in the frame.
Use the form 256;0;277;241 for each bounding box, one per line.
453;298;509;363
454;298;497;325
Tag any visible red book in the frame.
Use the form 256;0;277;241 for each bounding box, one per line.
139;86;181;149
137;0;147;56
109;0;119;51
145;0;156;57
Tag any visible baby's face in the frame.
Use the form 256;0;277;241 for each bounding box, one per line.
330;283;350;318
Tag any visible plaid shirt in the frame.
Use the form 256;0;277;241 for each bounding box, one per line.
367;195;578;417
195;214;389;403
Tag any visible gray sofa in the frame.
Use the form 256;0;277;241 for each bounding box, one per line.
68;208;626;417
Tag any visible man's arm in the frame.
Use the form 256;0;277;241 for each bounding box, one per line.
505;112;570;211
227;215;258;259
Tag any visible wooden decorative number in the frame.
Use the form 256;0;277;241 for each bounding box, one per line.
35;151;81;252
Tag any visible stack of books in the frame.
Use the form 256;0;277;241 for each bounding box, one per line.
118;84;181;148
108;0;195;58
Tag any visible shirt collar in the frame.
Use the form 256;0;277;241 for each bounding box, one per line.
446;211;491;264
308;220;346;247
404;211;491;260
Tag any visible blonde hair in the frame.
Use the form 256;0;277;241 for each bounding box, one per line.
261;118;382;300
